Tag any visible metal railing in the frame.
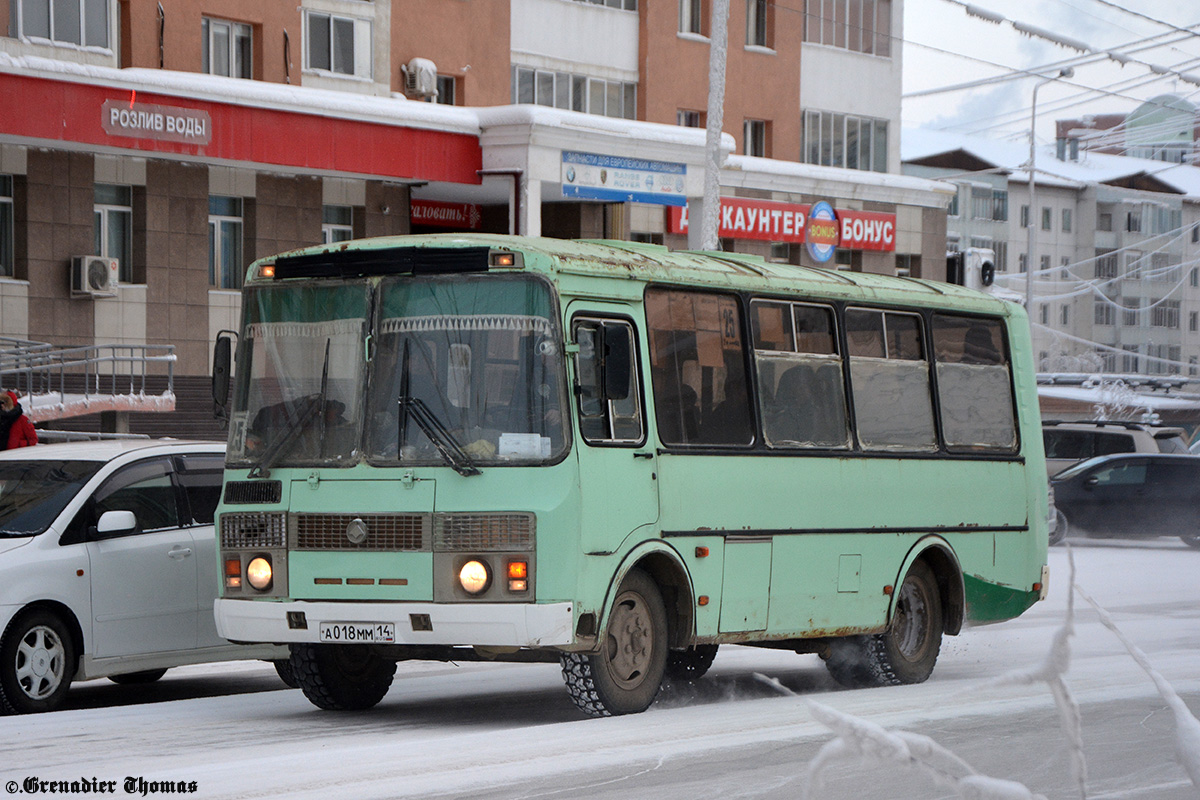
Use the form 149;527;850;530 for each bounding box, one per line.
0;337;176;419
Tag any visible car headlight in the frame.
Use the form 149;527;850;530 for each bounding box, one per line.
458;560;490;595
247;556;273;591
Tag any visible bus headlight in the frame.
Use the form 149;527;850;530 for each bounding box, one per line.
458;560;491;594
247;556;273;591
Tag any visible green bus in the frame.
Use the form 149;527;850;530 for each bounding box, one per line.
212;234;1049;717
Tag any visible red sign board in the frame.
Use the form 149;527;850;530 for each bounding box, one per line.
410;200;482;230
0;72;482;186
666;197;895;252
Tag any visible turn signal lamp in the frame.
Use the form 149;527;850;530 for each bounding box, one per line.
507;560;529;593
224;558;242;589
490;252;516;267
258;264;276;279
459;560;490;594
247;556;273;591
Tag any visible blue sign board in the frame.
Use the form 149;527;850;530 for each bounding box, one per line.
561;151;687;207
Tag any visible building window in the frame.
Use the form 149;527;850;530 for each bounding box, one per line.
1018;253;1027;274
802;0;891;56
801;110;887;173
1060;305;1069;325
94;184;132;284
1095;301;1115;326
1020;205;1029;228
1192;267;1199;287
1123;299;1140;327
435;75;457;105
1039;254;1050;274
1062;208;1072;232
1098;212;1113;231
1095;250;1118;279
1190;311;1198;333
1122;345;1140;373
305;11;370;78
208;196;243;290
202;18;251;79
947;187;960;218
0;176;11;278
679;0;704;34
1151;300;1180;329
743;119;767;157
1039;304;1048;324
746;0;770;47
993;240;1008;272
1041;207;1052;231
322;205;353;244
1061;256;1071;280
574;0;637;8
11;0;109;47
677;109;703;127
1126;210;1141;232
992;190;1008;221
512;66;635;120
1190;356;1198;377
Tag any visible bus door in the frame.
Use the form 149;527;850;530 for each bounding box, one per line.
569;307;659;555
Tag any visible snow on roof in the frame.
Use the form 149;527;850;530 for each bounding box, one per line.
903;126;1200;197
0;53;481;135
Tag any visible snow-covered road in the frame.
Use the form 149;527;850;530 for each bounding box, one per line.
3;541;1198;799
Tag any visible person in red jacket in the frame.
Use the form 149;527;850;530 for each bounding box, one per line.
0;390;37;448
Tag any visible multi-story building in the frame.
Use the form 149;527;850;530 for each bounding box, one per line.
904;126;1200;382
0;0;949;436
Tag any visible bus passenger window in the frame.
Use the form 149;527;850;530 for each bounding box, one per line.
846;308;937;452
752;300;849;449
572;318;645;444
932;314;1016;451
645;288;752;446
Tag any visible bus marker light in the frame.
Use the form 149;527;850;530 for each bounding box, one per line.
259;265;276;279
1032;582;1043;593
224;558;242;589
883;585;894;596
491;252;516;267
509;579;528;592
459;560;490;594
698;596;709;606
695;546;709;558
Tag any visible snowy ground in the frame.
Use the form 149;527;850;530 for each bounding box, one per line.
3;539;1199;799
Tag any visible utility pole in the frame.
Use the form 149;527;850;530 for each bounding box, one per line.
699;0;730;252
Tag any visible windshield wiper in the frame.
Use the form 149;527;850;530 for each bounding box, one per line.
249;340;331;479
396;339;480;477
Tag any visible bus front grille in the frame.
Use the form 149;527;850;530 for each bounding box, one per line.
293;513;429;551
221;512;287;548
433;513;535;551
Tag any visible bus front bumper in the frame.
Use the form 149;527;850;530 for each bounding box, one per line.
214;598;576;648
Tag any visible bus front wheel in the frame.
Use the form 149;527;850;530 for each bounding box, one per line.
825;560;943;688
289;643;396;711
561;568;668;717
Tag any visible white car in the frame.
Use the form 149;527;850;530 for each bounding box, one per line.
0;439;286;714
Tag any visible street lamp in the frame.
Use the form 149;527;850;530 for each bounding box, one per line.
1026;67;1074;315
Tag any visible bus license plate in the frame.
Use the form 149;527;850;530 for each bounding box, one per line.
318;622;396;643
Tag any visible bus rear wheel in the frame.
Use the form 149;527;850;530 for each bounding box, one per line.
561;568;668;717
825;560;943;688
666;644;718;681
289;643;396;711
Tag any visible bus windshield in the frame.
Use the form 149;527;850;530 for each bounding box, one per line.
365;275;568;466
227;274;569;470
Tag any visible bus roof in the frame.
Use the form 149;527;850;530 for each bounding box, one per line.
256;233;1020;318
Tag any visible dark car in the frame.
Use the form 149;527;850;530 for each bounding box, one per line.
1049;453;1200;547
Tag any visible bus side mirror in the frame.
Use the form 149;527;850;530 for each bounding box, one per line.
212;330;236;420
603;324;631;401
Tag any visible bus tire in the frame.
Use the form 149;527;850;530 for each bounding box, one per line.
665;644;718;681
109;668;168;685
0;608;77;715
560;568;668;717
825;560;942;688
289;643;396;711
273;658;299;688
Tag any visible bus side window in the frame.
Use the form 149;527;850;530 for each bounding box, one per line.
931;314;1017;452
572;318;645;444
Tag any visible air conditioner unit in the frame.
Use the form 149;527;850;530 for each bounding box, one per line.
71;256;119;298
402;58;439;100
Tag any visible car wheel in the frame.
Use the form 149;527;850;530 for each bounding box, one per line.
561;568;668;717
1180;533;1200;549
1049;511;1068;546
289;644;396;711
109;668;168;685
0;609;77;715
826;560;942;688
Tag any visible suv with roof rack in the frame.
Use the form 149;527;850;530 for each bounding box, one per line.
1042;420;1188;475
